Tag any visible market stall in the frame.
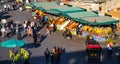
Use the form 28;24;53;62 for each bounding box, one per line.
65;21;79;35
46;7;85;31
81;16;119;42
57;19;71;30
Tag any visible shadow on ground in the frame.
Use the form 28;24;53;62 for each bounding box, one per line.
23;42;41;49
1;15;11;19
1;47;120;64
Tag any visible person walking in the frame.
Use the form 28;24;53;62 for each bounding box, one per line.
53;49;59;64
107;43;113;56
53;24;56;32
7;4;10;11
23;21;27;33
1;27;6;38
4;4;7;11
27;26;32;36
57;47;62;63
52;46;58;64
17;30;21;40
44;48;50;64
6;27;10;38
52;46;57;53
25;0;30;4
50;52;54;64
50;22;54;33
45;24;51;36
37;32;41;43
32;28;37;45
12;3;16;10
43;15;47;26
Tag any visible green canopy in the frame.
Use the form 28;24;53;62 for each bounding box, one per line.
26;3;36;8
51;7;86;13
65;11;99;19
82;16;119;25
46;9;62;15
37;7;46;12
43;6;68;10
1;39;26;48
72;18;89;24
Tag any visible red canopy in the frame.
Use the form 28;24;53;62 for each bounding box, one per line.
87;44;101;49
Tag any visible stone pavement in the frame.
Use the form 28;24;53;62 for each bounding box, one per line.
0;1;120;64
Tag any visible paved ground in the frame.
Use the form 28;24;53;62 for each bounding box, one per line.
0;1;120;64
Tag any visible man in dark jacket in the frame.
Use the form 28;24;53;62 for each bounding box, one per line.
32;28;37;45
44;48;50;64
17;31;21;40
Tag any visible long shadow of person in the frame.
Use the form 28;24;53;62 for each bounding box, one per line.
34;44;41;48
8;28;16;38
39;34;48;44
23;43;35;49
21;34;27;40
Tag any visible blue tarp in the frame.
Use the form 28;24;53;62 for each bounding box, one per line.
82;32;106;42
82;32;88;37
93;36;106;42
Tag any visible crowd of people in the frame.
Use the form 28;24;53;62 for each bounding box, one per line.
1;1;120;64
0;0;30;12
44;46;62;64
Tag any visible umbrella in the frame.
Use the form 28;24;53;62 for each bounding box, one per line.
1;39;26;63
1;39;25;48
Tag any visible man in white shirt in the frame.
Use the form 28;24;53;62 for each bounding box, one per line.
4;4;7;11
7;4;10;11
25;0;29;4
1;27;5;38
